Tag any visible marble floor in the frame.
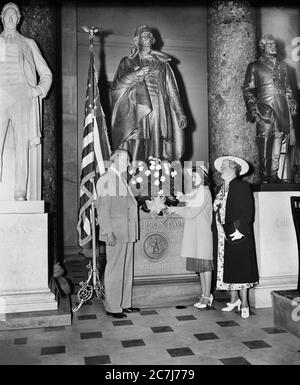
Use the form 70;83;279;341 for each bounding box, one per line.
0;259;299;365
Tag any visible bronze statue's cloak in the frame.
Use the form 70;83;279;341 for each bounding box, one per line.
111;50;185;160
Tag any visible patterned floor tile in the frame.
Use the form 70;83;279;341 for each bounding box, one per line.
151;326;174;333
167;347;195;357
176;315;197;321
112;320;133;326
1;259;299;365
77;314;97;321
216;320;240;327
262;327;287;334
220;356;251;365
121;339;146;348
242;340;272;349
14;337;28;345
80;331;103;339
140;310;158;316
84;355;111;365
41;346;66;355
194;332;220;341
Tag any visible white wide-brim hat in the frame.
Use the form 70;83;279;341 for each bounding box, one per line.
214;156;249;176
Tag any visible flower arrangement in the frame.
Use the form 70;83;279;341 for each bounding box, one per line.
128;156;180;215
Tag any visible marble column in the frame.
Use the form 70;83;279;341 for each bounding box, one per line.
21;0;61;265
207;0;259;183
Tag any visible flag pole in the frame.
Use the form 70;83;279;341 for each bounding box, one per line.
91;200;97;288
72;25;105;312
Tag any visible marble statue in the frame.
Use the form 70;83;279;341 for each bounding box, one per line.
0;2;52;200
243;34;297;184
111;24;187;162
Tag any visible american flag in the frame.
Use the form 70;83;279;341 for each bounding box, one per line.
77;47;111;246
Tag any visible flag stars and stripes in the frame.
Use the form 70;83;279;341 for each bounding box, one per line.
77;47;111;246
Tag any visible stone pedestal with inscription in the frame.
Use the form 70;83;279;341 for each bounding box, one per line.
132;210;201;308
0;201;57;316
249;190;300;308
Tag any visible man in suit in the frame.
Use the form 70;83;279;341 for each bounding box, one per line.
96;149;140;318
0;2;52;200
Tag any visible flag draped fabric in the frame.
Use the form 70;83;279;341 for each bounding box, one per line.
77;47;111;246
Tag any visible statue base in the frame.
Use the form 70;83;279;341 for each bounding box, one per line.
250;189;299;308
132;211;201;308
271;290;300;338
0;201;57;316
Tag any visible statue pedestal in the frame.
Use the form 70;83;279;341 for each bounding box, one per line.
271;290;300;338
250;187;300;308
0;201;57;316
132;211;200;308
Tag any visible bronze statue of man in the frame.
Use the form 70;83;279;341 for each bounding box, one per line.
0;2;52;200
111;25;187;162
243;34;297;183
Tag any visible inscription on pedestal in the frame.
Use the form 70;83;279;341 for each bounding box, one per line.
135;213;188;276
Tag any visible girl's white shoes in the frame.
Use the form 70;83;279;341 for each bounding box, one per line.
194;294;214;309
221;298;241;312
221;299;250;318
241;307;250;318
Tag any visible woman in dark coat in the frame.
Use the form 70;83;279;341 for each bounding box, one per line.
213;156;259;319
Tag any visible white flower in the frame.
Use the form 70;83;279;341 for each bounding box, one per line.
158;189;164;195
148;156;153;160
176;191;183;199
160;176;166;182
131;180;136;185
150;164;155;170
154;180;160;186
165;169;170;175
138;166;144;172
156;165;162;170
154;171;160;178
136;177;143;183
144;170;151;176
128;169;134;175
138;161;144;166
171;171;177;177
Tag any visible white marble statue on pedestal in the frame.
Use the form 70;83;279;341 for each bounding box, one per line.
0;2;52;201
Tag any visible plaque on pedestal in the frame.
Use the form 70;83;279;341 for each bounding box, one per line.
132;210;200;308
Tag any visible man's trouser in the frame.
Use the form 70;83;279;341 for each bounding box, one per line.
103;242;133;313
0;83;32;199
